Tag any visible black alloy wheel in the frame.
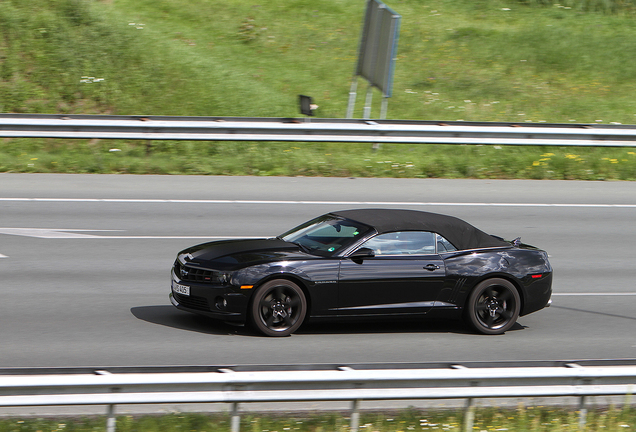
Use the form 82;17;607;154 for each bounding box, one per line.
250;279;307;337
465;278;520;335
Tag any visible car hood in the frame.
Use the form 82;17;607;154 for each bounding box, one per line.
178;238;308;270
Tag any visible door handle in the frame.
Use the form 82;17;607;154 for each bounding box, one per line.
424;264;440;271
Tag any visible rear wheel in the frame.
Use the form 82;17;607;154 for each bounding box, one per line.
465;278;520;335
250;279;307;337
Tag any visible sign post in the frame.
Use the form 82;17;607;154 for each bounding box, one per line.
347;0;401;120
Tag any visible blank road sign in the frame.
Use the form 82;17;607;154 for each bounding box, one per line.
355;0;401;97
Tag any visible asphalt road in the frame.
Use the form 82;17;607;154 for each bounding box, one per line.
1;174;635;368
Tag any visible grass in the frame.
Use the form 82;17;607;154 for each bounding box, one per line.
2;0;636;179
3;139;636;180
1;406;636;432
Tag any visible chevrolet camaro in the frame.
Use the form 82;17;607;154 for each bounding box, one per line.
170;209;552;336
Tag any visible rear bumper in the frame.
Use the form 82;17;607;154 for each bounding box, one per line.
520;272;553;316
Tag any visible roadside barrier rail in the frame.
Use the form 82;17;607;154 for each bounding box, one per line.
2;114;636;146
1;362;636;432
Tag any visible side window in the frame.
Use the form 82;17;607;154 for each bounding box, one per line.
436;234;457;252
361;231;436;256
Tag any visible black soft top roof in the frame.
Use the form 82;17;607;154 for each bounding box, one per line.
330;209;510;251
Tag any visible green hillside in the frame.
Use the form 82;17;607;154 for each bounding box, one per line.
2;0;636;179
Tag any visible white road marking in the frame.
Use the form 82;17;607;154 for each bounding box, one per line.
0;254;7;258
96;236;252;239
67;236;252;239
0;198;635;208
0;228;251;239
0;228;120;238
552;293;636;296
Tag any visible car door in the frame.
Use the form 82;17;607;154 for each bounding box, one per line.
337;231;446;316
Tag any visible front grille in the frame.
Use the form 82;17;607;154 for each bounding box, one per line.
174;261;224;284
174;292;210;311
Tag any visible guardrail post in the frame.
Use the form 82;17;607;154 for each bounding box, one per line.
350;399;360;432
463;398;475;432
231;402;240;432
578;396;587;429
106;404;116;432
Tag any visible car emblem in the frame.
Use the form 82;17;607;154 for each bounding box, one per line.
180;267;189;279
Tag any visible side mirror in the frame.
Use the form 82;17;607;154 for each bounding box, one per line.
349;247;375;259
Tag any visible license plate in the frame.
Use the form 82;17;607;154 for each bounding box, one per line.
172;281;190;296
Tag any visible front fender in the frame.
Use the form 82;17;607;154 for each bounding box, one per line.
232;259;341;317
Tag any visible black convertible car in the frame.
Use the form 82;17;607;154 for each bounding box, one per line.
170;209;552;336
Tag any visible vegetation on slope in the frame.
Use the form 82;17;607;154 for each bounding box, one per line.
2;0;636;179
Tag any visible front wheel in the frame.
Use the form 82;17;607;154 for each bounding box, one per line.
250;279;307;337
465;278;520;335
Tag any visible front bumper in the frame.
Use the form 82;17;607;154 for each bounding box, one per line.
170;269;248;322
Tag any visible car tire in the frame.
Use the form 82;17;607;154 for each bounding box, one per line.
465;278;520;335
250;279;307;337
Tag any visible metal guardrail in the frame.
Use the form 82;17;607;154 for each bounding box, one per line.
2;114;636;146
1;361;636;432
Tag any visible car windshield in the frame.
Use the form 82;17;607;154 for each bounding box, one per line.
279;215;373;256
